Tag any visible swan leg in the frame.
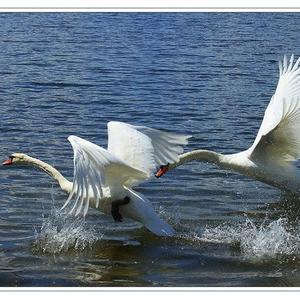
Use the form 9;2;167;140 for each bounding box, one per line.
111;196;130;222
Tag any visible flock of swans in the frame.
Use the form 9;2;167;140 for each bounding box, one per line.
3;55;300;237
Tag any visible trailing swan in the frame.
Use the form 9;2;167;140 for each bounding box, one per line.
156;55;300;194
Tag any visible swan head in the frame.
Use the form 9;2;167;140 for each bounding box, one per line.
155;164;169;178
2;153;28;166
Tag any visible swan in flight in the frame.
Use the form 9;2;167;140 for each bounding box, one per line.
156;55;300;194
3;121;190;236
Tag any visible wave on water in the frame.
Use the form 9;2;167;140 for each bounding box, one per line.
148;205;300;261
33;209;102;254
197;217;300;260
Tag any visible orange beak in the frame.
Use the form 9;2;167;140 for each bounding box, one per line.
155;164;169;178
2;157;13;166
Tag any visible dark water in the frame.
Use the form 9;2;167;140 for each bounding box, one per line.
1;12;300;287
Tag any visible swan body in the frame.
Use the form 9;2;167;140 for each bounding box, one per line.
157;55;300;194
4;121;190;236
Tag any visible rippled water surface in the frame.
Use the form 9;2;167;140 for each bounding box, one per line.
1;13;300;287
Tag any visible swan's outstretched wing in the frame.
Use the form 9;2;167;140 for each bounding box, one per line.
249;54;300;169
62;135;148;217
107;121;190;181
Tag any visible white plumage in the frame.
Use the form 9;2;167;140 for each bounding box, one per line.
162;55;300;193
249;54;300;168
62;121;190;236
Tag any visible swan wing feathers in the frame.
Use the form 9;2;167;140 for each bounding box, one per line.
61;135;148;217
107;121;190;178
249;54;300;168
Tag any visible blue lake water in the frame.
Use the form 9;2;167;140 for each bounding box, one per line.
1;12;300;287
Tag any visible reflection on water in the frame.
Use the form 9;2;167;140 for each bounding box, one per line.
28;193;300;287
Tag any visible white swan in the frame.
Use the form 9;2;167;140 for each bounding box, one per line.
156;55;300;194
3;121;190;236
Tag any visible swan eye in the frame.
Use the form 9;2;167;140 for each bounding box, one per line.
9;155;15;160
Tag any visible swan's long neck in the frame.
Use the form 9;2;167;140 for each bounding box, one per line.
22;155;73;193
170;149;222;170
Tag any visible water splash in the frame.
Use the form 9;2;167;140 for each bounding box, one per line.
157;205;182;228
33;209;102;254
199;217;300;260
155;205;300;261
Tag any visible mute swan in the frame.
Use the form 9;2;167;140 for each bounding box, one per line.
156;55;300;194
3;121;190;236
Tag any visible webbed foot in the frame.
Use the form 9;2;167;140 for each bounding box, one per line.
111;196;130;222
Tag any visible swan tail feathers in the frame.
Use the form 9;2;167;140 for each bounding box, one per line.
121;188;176;237
143;216;176;237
